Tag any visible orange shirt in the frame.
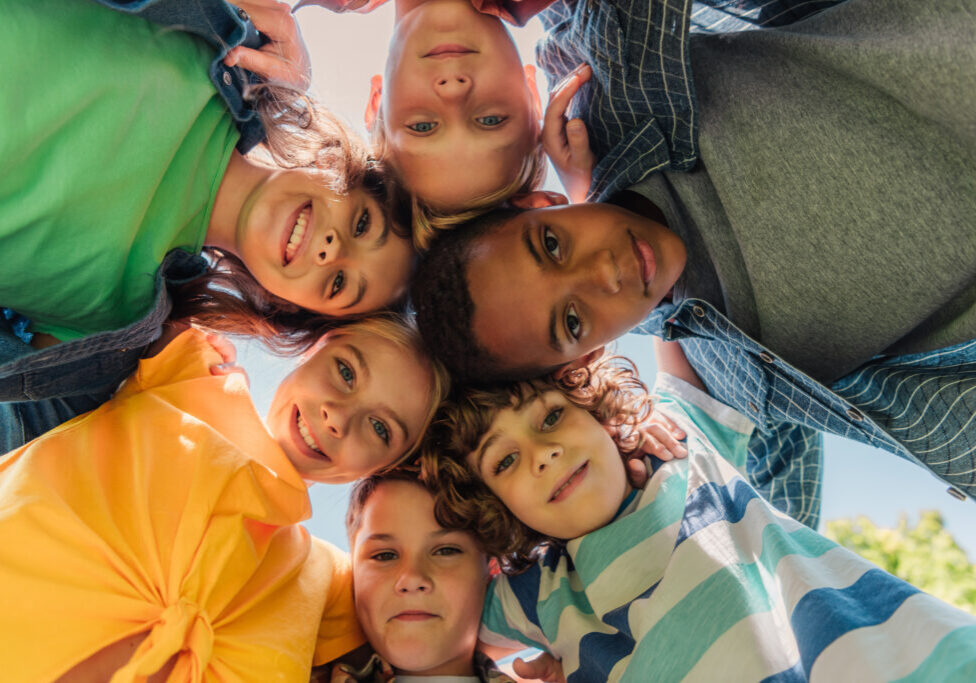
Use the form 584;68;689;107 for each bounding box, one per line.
0;330;364;682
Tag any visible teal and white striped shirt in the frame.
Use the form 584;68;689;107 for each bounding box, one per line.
480;375;976;681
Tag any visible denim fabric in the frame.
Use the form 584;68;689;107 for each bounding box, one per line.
95;0;267;152
635;302;976;527
0;250;209;451
536;0;845;202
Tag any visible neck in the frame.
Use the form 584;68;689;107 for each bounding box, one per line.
393;0;468;21
396;654;476;678
205;150;269;254
610;190;669;228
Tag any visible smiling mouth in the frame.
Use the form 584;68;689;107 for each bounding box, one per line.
423;43;477;58
549;462;589;503
283;203;312;266
294;407;330;461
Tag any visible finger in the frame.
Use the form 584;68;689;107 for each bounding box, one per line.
204;333;237;365
233;0;296;40
650;412;686;440
565;118;594;166
626;458;650;489
225;46;309;89
646;423;688;459
544;66;589;129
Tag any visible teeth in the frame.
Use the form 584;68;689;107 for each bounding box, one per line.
284;206;310;264
296;412;321;453
551;464;584;501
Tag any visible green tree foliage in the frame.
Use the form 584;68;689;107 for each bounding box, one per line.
825;511;976;615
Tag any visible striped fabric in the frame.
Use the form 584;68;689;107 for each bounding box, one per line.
535;0;845;202
479;375;976;682
637;301;976;529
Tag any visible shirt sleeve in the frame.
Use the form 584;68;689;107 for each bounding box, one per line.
312;538;367;666
652;372;754;471
479;575;553;653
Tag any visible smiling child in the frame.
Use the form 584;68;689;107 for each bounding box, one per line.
422;345;976;681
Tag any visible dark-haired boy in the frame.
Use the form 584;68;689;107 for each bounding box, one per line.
412;0;976;526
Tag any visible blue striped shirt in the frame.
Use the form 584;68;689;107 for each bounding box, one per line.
479;375;976;681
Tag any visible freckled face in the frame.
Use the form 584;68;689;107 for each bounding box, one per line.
466;203;686;374
381;0;540;210
235;168;414;316
469;390;630;539
267;331;435;484
352;480;488;677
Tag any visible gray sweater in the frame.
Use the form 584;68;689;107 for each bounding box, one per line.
630;0;976;383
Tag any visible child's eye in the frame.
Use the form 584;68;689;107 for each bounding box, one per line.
433;546;462;557
353;209;370;237
542;407;564;429
371;550;397;562
369;417;390;444
337;359;355;387
476;115;507;127
330;270;345;298
565;304;581;341
543;227;561;259
407;121;437;133
494;452;516;475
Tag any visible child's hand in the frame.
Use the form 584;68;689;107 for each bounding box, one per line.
223;0;312;91
206;333;249;386
512;651;566;683
638;412;687;462
542;63;596;204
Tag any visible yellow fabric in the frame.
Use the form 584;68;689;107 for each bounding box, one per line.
0;330;364;682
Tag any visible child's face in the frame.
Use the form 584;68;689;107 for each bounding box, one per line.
466;201;687;373
267;330;435;484
468;389;630;539
352;480;489;677
235;168;414;316
372;0;541;210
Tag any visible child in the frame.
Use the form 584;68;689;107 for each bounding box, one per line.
410;0;976;527
0;315;449;681
422;344;976;681
0;0;417;446
302;0;598;246
329;470;562;682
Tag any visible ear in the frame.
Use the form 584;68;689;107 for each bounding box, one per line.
364;74;383;131
523;64;543;121
509;191;569;209
552;346;606;379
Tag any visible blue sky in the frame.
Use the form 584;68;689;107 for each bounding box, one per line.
237;4;976;557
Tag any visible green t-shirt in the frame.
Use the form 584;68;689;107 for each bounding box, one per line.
0;0;240;340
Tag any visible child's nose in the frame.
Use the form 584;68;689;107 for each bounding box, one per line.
532;442;563;475
579;249;621;295
433;74;472;101
315;228;342;265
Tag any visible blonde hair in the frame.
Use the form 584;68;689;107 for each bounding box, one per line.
421;352;652;573
318;314;451;468
369;109;547;251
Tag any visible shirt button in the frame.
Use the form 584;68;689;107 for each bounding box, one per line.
947;486;967;501
748;401;759;413
692;305;705;318
846;407;864;422
236;6;249;21
222;71;233;86
119;347;128;353
759;351;774;364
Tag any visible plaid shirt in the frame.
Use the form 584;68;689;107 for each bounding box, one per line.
537;0;845;202
538;0;976;525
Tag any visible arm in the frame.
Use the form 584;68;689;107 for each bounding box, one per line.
223;0;312;90
652;337;705;391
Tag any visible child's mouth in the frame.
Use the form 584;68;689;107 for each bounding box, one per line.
293;407;330;462
424;44;477;58
549;462;589;503
282;203;312;266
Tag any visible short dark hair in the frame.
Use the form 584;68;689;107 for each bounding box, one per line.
410;207;552;384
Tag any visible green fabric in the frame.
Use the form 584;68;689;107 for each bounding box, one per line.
0;0;239;340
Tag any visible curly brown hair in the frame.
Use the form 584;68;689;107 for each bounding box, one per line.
420;351;654;573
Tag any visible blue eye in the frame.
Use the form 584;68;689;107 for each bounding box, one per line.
354;209;370;237
477;115;507;126
330;271;345;298
494;452;516;475
407;121;437;133
565;304;581;341
543;227;561;259
370;418;390;444
337;359;354;386
542;407;563;429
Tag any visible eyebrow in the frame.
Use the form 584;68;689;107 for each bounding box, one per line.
341;277;367;310
375;212;390;248
521;226;563;353
360;528;462;545
475;431;501;475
